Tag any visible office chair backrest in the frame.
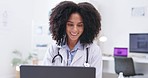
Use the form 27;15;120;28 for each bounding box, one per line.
114;57;136;77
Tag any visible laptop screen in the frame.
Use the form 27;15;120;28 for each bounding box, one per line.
114;47;128;57
20;65;96;78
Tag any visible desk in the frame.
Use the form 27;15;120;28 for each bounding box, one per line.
102;55;148;64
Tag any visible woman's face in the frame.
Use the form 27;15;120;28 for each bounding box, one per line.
66;12;84;43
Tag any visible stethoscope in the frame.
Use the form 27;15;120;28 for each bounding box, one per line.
51;47;90;67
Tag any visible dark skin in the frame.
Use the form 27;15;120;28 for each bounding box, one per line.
66;13;84;50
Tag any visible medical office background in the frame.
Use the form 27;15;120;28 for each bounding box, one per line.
0;0;148;78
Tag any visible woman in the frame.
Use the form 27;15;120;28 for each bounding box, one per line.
43;1;102;78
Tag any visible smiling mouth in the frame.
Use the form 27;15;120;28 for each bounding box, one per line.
70;32;78;36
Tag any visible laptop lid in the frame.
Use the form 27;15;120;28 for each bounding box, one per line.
20;65;96;78
114;47;128;57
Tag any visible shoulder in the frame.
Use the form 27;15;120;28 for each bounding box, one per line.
88;43;101;50
47;42;59;54
87;43;102;56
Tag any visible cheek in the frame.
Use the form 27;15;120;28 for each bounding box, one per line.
80;28;84;33
66;27;70;33
66;26;68;32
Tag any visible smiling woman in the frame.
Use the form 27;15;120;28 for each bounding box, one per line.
66;13;84;50
43;1;102;78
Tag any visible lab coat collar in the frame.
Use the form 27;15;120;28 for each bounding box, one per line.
57;43;91;65
71;44;91;65
61;40;83;51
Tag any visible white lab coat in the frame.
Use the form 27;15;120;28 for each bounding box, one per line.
43;42;102;78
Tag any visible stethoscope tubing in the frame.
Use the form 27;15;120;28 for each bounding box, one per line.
52;48;63;63
52;47;89;67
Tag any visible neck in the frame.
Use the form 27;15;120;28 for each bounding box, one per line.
67;40;78;51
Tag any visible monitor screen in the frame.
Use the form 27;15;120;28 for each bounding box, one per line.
129;33;148;53
114;47;128;57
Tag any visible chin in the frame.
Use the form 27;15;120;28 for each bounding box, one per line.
69;37;79;41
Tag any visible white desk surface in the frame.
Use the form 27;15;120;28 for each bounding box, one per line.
102;55;148;64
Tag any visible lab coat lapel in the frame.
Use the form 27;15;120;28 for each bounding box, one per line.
71;50;84;65
71;45;90;65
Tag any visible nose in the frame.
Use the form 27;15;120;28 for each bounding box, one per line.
72;25;78;32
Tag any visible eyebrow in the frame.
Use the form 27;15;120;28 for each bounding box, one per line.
67;21;83;24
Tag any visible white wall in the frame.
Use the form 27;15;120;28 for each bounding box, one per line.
92;0;148;56
0;0;32;78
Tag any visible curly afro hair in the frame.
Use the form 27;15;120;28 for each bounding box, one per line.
49;1;101;46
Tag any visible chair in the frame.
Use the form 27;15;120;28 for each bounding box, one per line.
114;57;143;77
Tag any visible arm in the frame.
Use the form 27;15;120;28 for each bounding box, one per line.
90;44;102;78
42;44;55;65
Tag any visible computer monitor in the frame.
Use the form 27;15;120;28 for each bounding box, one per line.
20;65;96;78
130;33;148;53
114;47;128;57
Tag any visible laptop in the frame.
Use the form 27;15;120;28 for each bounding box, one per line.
114;47;128;57
20;65;96;78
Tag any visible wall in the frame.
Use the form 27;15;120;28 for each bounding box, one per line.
0;0;32;78
92;0;148;56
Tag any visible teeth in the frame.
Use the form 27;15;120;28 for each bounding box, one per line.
71;32;77;36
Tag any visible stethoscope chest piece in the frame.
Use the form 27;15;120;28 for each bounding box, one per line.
83;63;90;67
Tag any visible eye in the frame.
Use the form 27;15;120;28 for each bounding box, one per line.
77;23;83;27
67;23;73;27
